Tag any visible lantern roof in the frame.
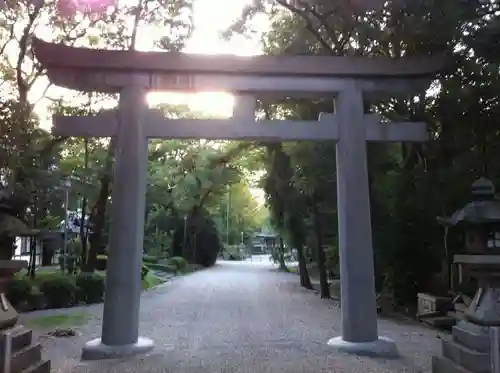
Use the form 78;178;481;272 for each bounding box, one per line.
437;178;500;227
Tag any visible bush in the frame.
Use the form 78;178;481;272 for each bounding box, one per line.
7;277;33;308
95;254;107;271
168;256;187;272
142;255;159;264
27;288;46;311
76;273;105;304
148;263;177;273
39;274;78;309
171;215;221;267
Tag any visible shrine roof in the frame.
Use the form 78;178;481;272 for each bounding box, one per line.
33;38;443;78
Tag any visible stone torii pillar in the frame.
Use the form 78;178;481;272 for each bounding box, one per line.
86;83;152;359
329;83;394;355
32;37;442;360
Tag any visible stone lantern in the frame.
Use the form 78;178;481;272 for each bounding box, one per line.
433;177;500;373
0;190;50;372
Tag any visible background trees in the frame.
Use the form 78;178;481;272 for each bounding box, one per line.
2;0;500;312
223;0;500;306
0;0;267;271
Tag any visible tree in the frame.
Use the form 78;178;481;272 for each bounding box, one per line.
225;0;500;306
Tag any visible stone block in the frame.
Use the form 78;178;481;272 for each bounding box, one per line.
21;360;51;373
452;322;489;353
0;326;32;353
0;325;51;373
441;338;489;373
432;355;475;373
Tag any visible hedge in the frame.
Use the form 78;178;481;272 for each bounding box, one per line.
7;271;106;311
6;252;178;311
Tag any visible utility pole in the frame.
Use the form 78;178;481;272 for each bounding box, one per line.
226;186;230;246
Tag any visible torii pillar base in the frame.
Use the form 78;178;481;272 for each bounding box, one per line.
327;337;399;358
82;337;154;361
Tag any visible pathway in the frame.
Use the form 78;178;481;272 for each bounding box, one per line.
28;257;443;372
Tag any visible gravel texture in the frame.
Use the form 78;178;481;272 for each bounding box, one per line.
23;256;444;373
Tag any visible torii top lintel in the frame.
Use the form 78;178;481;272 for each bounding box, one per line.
33;37;444;94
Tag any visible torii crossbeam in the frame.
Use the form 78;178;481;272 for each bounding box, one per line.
33;38;442;361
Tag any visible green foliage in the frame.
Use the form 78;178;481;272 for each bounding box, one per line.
39;274;78;309
58;255;78;274
141;264;150;280
226;0;500;303
325;245;339;277
168;256;188;271
222;245;245;261
75;273;105;304
148;263;178;273
7;0;493;313
142;255;160;264
7;276;33;308
172;211;223;267
142;272;165;290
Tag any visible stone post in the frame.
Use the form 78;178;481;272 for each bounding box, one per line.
327;82;398;357
82;85;154;360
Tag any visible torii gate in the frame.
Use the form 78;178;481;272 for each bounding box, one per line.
33;38;442;360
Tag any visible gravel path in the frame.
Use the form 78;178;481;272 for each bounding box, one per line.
24;257;443;373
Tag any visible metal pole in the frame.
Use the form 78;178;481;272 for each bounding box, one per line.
490;326;500;373
183;216;187;255
63;185;69;273
3;330;12;373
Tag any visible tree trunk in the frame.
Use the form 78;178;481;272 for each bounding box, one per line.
297;244;313;289
85;138;115;272
278;236;288;271
312;205;330;299
28;237;36;278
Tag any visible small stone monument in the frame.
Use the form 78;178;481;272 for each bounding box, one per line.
433;178;500;373
0;208;50;373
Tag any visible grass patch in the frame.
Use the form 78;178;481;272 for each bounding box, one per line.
142;271;165;290
26;312;91;329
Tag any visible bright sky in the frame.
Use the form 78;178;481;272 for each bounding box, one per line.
28;0;267;124
147;0;265;117
29;0;268;203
